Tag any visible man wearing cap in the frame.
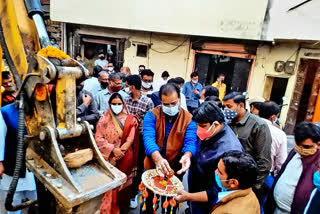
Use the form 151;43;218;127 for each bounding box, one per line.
249;96;265;116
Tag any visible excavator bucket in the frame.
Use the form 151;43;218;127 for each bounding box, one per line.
0;0;126;212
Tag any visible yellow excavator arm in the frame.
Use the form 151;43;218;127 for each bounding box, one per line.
0;0;126;213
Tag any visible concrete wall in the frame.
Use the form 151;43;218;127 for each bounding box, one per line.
76;26;194;81
52;0;268;40
248;43;299;125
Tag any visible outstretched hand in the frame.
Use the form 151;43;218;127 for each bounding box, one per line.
175;190;189;203
177;152;191;175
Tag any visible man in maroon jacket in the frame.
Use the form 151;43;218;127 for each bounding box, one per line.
266;122;320;214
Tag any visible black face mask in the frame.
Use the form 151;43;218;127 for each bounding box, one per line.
221;79;225;83
100;82;108;89
99;56;105;60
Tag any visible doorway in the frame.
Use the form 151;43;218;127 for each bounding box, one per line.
285;59;320;134
263;76;289;105
79;35;125;72
194;53;253;93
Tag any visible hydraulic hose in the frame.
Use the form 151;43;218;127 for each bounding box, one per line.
5;92;37;211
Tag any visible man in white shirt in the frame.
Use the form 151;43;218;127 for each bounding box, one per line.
95;73;128;116
259;101;287;176
94;52;108;70
153;71;169;92
267;122;320;214
83;66;108;97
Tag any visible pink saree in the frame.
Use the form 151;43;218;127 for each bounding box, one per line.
95;107;139;214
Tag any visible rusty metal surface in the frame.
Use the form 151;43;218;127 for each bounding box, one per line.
26;149;126;209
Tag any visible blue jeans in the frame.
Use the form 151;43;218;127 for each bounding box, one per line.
260;175;275;214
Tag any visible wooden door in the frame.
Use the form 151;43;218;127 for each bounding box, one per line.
284;59;309;134
284;59;320;134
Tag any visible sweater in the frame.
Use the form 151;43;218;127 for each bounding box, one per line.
143;106;197;172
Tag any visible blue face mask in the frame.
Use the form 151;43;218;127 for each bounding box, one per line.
215;171;228;192
162;103;180;116
223;108;238;120
313;171;320;191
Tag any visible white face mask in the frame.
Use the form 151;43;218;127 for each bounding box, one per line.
123;87;131;94
192;80;198;84
142;81;152;89
108;67;114;72
199;99;205;104
111;104;123;115
162;102;180;116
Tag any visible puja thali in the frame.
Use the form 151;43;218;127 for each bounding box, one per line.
141;169;184;197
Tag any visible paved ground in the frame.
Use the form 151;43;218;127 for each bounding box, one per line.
0;135;296;214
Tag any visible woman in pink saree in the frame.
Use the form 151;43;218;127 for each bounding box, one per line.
95;92;139;214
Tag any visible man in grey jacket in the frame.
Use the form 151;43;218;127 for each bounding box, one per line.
223;92;272;202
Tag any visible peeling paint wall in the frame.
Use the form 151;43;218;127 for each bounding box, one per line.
76;26;193;81
248;43;299;125
248;42;320;127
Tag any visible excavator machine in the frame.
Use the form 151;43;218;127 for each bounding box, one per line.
0;0;126;213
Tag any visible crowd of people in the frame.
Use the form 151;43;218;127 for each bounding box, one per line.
0;50;320;214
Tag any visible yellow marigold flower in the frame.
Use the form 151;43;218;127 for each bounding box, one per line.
37;46;70;59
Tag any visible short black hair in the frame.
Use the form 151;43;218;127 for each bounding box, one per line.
1;71;11;80
203;85;219;98
190;72;199;78
175;77;185;85
161;71;170;78
93;65;103;78
76;53;82;58
218;73;225;78
221;151;257;189
159;83;180;100
259;101;280;119
250;102;264;110
108;92;124;106
126;75;142;90
139;65;145;69
294;122;320;145
205;96;223;108
193;101;225;124
109;73;122;81
223;92;246;106
167;78;178;84
140;69;154;78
